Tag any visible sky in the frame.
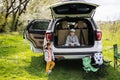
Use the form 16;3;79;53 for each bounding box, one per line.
86;0;120;21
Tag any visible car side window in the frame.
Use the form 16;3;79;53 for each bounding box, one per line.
29;21;49;31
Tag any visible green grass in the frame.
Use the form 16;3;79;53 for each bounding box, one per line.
0;33;47;80
0;29;120;80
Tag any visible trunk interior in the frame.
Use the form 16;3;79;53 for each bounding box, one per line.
53;18;94;48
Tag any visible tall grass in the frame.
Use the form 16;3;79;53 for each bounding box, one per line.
100;21;120;66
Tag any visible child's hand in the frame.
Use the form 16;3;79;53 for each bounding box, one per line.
53;58;55;61
71;43;75;46
46;60;49;63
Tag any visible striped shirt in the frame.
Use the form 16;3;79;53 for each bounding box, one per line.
44;49;55;62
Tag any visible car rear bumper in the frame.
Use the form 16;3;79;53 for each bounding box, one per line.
54;51;102;59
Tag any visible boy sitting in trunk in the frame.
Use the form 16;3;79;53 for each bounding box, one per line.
44;42;55;74
65;29;80;47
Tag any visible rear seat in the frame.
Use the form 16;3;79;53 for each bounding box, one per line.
58;30;69;45
57;21;69;45
57;20;88;46
78;21;88;45
58;29;80;46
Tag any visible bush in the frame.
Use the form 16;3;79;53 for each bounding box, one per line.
17;20;28;34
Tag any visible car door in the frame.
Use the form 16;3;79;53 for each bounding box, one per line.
50;1;99;18
24;19;50;52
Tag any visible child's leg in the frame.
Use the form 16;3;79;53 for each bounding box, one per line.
46;62;51;73
49;61;55;70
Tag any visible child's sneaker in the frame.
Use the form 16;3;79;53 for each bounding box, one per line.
48;70;51;74
46;70;51;75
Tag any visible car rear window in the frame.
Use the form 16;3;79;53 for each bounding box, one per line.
53;3;95;14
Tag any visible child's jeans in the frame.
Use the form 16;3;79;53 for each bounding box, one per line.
46;61;55;73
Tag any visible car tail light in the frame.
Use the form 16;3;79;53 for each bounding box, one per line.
96;31;102;41
46;32;52;41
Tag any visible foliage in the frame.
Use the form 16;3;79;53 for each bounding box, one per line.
21;0;60;20
17;20;28;34
0;0;61;33
0;0;30;32
0;14;5;26
18;0;61;34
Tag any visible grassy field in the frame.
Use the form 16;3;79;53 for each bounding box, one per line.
0;24;120;80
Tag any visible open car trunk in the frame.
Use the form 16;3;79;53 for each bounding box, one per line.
50;1;99;18
53;18;94;48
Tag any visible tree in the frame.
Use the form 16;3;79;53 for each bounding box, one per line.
0;0;61;32
11;0;30;31
0;0;30;32
21;0;60;20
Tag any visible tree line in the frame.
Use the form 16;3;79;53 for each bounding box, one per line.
0;0;59;33
0;0;30;32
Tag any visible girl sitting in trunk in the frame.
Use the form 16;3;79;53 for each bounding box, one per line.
65;29;80;47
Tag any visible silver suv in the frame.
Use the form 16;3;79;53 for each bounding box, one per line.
24;1;103;65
